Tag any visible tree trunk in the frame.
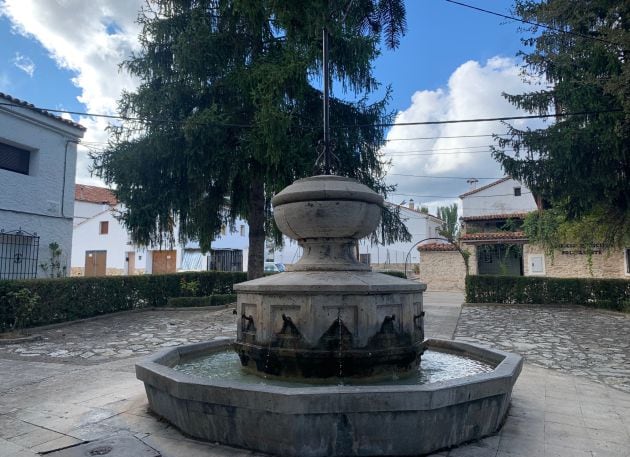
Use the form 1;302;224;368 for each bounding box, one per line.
247;175;265;280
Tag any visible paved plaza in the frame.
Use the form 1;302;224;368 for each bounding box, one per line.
1;292;629;456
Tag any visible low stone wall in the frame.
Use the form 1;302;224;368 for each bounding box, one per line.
418;251;466;292
524;245;627;278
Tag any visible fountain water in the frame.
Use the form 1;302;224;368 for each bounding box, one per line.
136;174;523;456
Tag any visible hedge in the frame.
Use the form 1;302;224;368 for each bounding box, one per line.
166;294;237;308
0;271;246;331
466;275;630;312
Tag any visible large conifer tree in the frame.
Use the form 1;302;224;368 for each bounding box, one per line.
493;0;629;248
93;0;409;278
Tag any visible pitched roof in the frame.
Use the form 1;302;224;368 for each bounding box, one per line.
458;177;511;198
418;242;458;252
75;184;117;205
461;212;531;222
460;231;527;243
386;202;444;224
0;92;86;131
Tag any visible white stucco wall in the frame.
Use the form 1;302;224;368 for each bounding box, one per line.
461;178;537;218
72;202;148;272
0;102;83;278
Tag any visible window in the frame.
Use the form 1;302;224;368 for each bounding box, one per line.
0;141;30;175
625;249;630;275
513;187;522;196
359;253;371;265
99;221;109;235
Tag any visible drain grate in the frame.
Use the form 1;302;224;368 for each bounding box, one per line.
88;446;113;456
44;434;160;457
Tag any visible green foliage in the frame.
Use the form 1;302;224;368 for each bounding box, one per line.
166;294;236;307
436;203;459;240
466;275;630;312
493;0;630;248
39;242;67;278
380;270;407;278
0;271;246;331
180;278;200;296
3;288;40;331
91;0;410;279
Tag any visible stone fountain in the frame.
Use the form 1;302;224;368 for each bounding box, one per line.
136;173;523;457
234;174;426;380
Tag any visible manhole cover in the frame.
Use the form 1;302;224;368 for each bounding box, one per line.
89;446;113;456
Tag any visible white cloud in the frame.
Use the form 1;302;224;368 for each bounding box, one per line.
1;0;144;184
383;56;546;215
12;52;35;76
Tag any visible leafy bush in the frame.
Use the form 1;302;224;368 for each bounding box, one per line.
0;271;246;331
166;294;236;307
466;275;630;312
380;270;407;278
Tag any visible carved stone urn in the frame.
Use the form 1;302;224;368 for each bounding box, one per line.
234;175;426;379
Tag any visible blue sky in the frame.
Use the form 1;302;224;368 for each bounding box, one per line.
0;0;537;210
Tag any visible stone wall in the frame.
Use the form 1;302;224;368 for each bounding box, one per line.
418;251;467;292
524;244;628;279
70;267;141;277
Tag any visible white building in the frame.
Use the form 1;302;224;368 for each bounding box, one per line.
272;201;444;270
71;184;251;275
459;177;538;218
0;92;85;280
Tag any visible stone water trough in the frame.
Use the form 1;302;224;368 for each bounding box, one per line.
136;338;522;457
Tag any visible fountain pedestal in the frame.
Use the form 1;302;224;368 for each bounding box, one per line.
234;175;426;379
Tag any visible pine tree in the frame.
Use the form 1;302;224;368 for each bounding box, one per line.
493;0;629;248
93;0;409;279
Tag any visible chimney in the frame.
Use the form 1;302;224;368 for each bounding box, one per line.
408;199;415;210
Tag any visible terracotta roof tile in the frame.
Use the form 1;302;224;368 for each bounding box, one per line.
461;212;532;222
458;177;510;198
75;184;117;205
0;92;86;131
460;231;527;242
418;242;458;252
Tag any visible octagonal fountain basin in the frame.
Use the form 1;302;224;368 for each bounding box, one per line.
136;338;522;457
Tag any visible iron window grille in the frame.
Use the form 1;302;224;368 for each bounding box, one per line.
0;228;40;279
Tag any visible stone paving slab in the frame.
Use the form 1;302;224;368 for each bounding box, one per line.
454;303;630;393
0;307;237;364
1;293;630;457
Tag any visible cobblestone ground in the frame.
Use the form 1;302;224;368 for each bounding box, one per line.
455;304;630;393
0;307;237;364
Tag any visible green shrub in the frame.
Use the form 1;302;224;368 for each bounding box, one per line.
466;275;630;312
0;271;246;331
380;270;407;278
166;294;237;308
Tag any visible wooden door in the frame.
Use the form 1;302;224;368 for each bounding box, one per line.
125;251;135;275
152;250;176;274
85;250;107;276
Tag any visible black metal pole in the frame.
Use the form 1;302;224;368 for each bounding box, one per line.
322;28;331;174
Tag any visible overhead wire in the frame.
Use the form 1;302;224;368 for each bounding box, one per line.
443;0;626;49
0;102;621;130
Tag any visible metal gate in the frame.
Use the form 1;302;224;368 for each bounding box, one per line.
208;249;243;272
0;229;40;280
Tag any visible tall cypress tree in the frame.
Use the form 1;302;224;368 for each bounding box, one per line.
93;0;409;279
493;0;629;248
